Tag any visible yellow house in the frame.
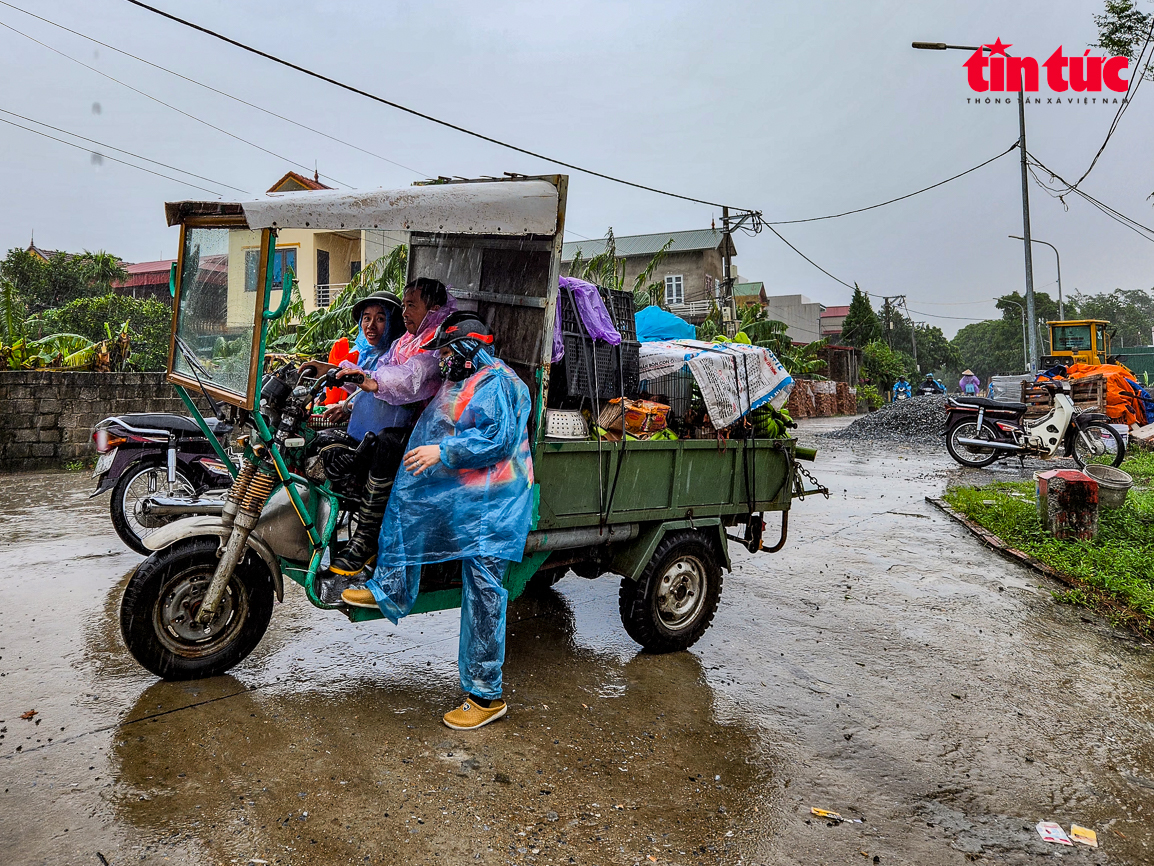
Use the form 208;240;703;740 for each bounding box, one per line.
257;172;406;314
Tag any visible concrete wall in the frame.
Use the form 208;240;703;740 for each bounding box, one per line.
763;294;824;343
0;372;207;472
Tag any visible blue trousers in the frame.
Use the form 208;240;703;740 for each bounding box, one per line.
366;555;508;700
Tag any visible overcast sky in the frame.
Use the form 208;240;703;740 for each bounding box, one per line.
1;0;1151;336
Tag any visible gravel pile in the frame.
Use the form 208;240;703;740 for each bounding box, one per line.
823;395;948;444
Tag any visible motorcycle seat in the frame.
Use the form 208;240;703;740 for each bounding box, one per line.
115;413;231;437
951;397;1026;411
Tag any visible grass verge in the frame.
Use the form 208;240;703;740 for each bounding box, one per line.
943;455;1154;632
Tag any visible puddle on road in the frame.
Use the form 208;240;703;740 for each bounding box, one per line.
102;589;772;865
0;497;773;866
7;450;1154;864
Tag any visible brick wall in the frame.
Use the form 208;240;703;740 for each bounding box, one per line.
0;371;207;471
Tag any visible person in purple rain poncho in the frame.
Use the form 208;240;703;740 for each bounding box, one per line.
958;369;981;396
323;277;457;576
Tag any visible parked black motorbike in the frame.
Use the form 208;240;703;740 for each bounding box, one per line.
91;413;236;553
943;381;1125;469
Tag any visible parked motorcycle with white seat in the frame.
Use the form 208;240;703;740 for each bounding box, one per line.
944;381;1125;469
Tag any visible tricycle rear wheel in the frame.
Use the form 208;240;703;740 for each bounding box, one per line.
619;531;722;653
120;537;274;680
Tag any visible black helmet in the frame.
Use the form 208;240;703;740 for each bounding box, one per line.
423;311;494;351
351;291;402;325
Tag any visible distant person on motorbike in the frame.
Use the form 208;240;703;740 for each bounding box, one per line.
959;369;981;396
892;376;912;401
323;277;458;576
917;373;946;396
342;312;534;731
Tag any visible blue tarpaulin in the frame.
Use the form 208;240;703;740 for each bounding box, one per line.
635;305;695;342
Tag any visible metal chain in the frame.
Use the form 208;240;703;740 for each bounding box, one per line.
793;462;830;500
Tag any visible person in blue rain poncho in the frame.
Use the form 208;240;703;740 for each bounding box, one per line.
342;311;534;731
892;376;912;401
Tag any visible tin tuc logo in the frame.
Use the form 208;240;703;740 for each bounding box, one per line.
964;38;1129;93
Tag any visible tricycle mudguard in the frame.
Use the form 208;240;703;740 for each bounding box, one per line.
141;515;285;602
607;519;730;582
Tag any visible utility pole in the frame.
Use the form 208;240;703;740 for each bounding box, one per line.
882;297;892;348
900;297;919;372
913;41;1038;371
1017;78;1038;371
721;206;733;330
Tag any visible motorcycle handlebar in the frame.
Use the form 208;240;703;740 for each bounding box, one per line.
300;368;365;402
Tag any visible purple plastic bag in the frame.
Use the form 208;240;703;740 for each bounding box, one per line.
552;276;622;362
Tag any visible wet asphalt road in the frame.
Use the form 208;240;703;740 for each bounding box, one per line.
3;418;1154;865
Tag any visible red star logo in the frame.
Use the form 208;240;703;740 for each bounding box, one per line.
985;38;1012;56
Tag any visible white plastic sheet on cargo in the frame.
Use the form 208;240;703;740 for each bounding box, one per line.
638;339;793;427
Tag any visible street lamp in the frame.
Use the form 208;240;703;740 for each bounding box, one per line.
1000;297;1029;372
1008;234;1062;320
913;40;1039;371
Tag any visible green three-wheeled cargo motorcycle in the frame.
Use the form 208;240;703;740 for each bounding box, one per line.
118;174;824;680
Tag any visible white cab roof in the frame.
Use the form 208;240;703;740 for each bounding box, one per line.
166;178;560;235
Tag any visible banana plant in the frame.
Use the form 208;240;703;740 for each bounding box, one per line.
566;228;674;310
740;314;828;377
288;245;408;357
0;277;23;341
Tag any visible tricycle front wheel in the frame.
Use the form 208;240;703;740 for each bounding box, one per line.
619;531;722;653
120;537;274;680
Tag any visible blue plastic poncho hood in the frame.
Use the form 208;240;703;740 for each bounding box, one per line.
346;305;410;439
375;359;534;569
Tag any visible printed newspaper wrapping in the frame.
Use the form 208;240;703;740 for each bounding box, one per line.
638;339;794;428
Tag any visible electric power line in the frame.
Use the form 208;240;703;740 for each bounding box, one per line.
0;114;226;195
763;224;856;290
913;298;997;306
1027;150;1154;243
121;0;757;212
1068;14;1154;191
0;106;249;194
0;17;350;188
0;0;427;179
767;141;1019;225
906;307;990;322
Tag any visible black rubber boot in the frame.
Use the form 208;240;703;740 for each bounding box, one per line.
329;474;391;576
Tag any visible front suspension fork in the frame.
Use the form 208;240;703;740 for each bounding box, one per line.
197;467;275;624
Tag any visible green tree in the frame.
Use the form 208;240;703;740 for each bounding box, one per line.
79;250;128;295
0;248;47;311
886;312;960;373
994;289;1061;355
740;314;828;376
839;285;879;347
950;319;1024;382
36;253;89;312
0;247;131;313
861;339;916;392
32;293;171;371
1094;0;1154;80
1070;287;1154;347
